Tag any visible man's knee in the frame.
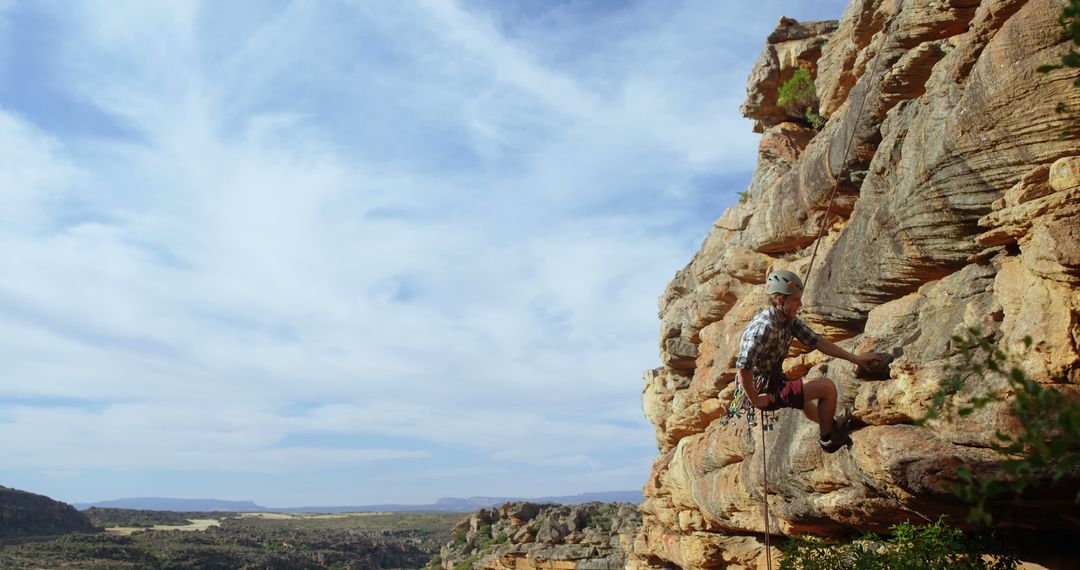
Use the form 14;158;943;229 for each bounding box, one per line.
804;377;836;399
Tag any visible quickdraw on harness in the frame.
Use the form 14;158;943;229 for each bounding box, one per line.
720;373;777;432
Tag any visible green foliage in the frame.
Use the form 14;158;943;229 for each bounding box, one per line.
494;532;508;544
586;504;616;532
779;518;1018;570
84;508;202;529
777;67;825;129
738;190;750;204
777;68;815;111
1037;0;1080;78
474;523;497;552
1037;0;1080;137
455;553;477;570
452;527;468;547
922;328;1080;525
0;512;457;569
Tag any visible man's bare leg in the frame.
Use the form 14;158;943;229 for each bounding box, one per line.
802;399;819;424
801;378;837;438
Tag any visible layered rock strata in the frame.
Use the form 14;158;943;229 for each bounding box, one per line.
435;502;641;570
636;1;1080;568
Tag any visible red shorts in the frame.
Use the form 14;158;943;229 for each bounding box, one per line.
758;371;805;411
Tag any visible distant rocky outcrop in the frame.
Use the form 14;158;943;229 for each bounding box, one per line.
0;486;97;539
434;502;641;570
636;0;1080;568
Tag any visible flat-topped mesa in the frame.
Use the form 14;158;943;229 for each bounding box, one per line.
636;0;1080;568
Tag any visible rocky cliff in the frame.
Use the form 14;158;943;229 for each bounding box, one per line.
635;0;1080;568
434;502;641;570
0;486;97;539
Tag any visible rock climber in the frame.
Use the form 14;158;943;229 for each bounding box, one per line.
733;269;882;453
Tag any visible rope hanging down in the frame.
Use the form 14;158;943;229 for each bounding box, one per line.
760;411;773;570
757;3;904;569
803;0;903;285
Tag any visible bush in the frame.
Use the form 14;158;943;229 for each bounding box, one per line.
779;519;1017;570
1038;0;1080;137
452;527;467;547
922;329;1080;525
777;68;825;129
1037;0;1080;80
454;553;476;570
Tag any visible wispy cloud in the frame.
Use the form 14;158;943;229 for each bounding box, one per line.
0;0;849;505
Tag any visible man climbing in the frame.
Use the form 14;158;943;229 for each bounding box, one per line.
734;269;881;453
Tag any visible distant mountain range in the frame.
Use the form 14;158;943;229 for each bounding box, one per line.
73;490;644;513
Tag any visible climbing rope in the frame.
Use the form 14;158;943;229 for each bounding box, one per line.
760;410;773;570
758;3;905;569
803;0;904;285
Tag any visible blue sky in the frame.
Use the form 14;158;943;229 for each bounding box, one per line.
0;0;848;507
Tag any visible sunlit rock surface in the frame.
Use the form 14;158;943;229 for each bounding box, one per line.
634;1;1080;568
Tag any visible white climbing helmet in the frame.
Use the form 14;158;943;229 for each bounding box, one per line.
765;270;804;296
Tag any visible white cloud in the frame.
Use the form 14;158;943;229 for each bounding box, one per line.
0;0;850;504
0;401;429;472
0;111;80;229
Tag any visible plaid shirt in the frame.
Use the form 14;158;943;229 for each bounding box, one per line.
735;307;821;386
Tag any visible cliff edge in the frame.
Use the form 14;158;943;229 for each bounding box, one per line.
635;0;1080;568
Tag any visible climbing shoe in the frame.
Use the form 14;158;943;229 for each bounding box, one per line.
819;432;850;453
819;411;852;453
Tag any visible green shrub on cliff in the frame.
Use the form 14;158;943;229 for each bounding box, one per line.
777;68;825;129
922;329;1080;526
452;527;467;547
1038;0;1080;136
1037;0;1080;81
779;518;1017;570
454;553;476;570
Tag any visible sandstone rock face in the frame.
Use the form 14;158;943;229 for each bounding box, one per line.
436;502;640;570
635;1;1080;568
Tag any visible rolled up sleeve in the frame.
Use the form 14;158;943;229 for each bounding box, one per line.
792;319;821;349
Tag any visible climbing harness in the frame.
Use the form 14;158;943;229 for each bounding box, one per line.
720;375;772;429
